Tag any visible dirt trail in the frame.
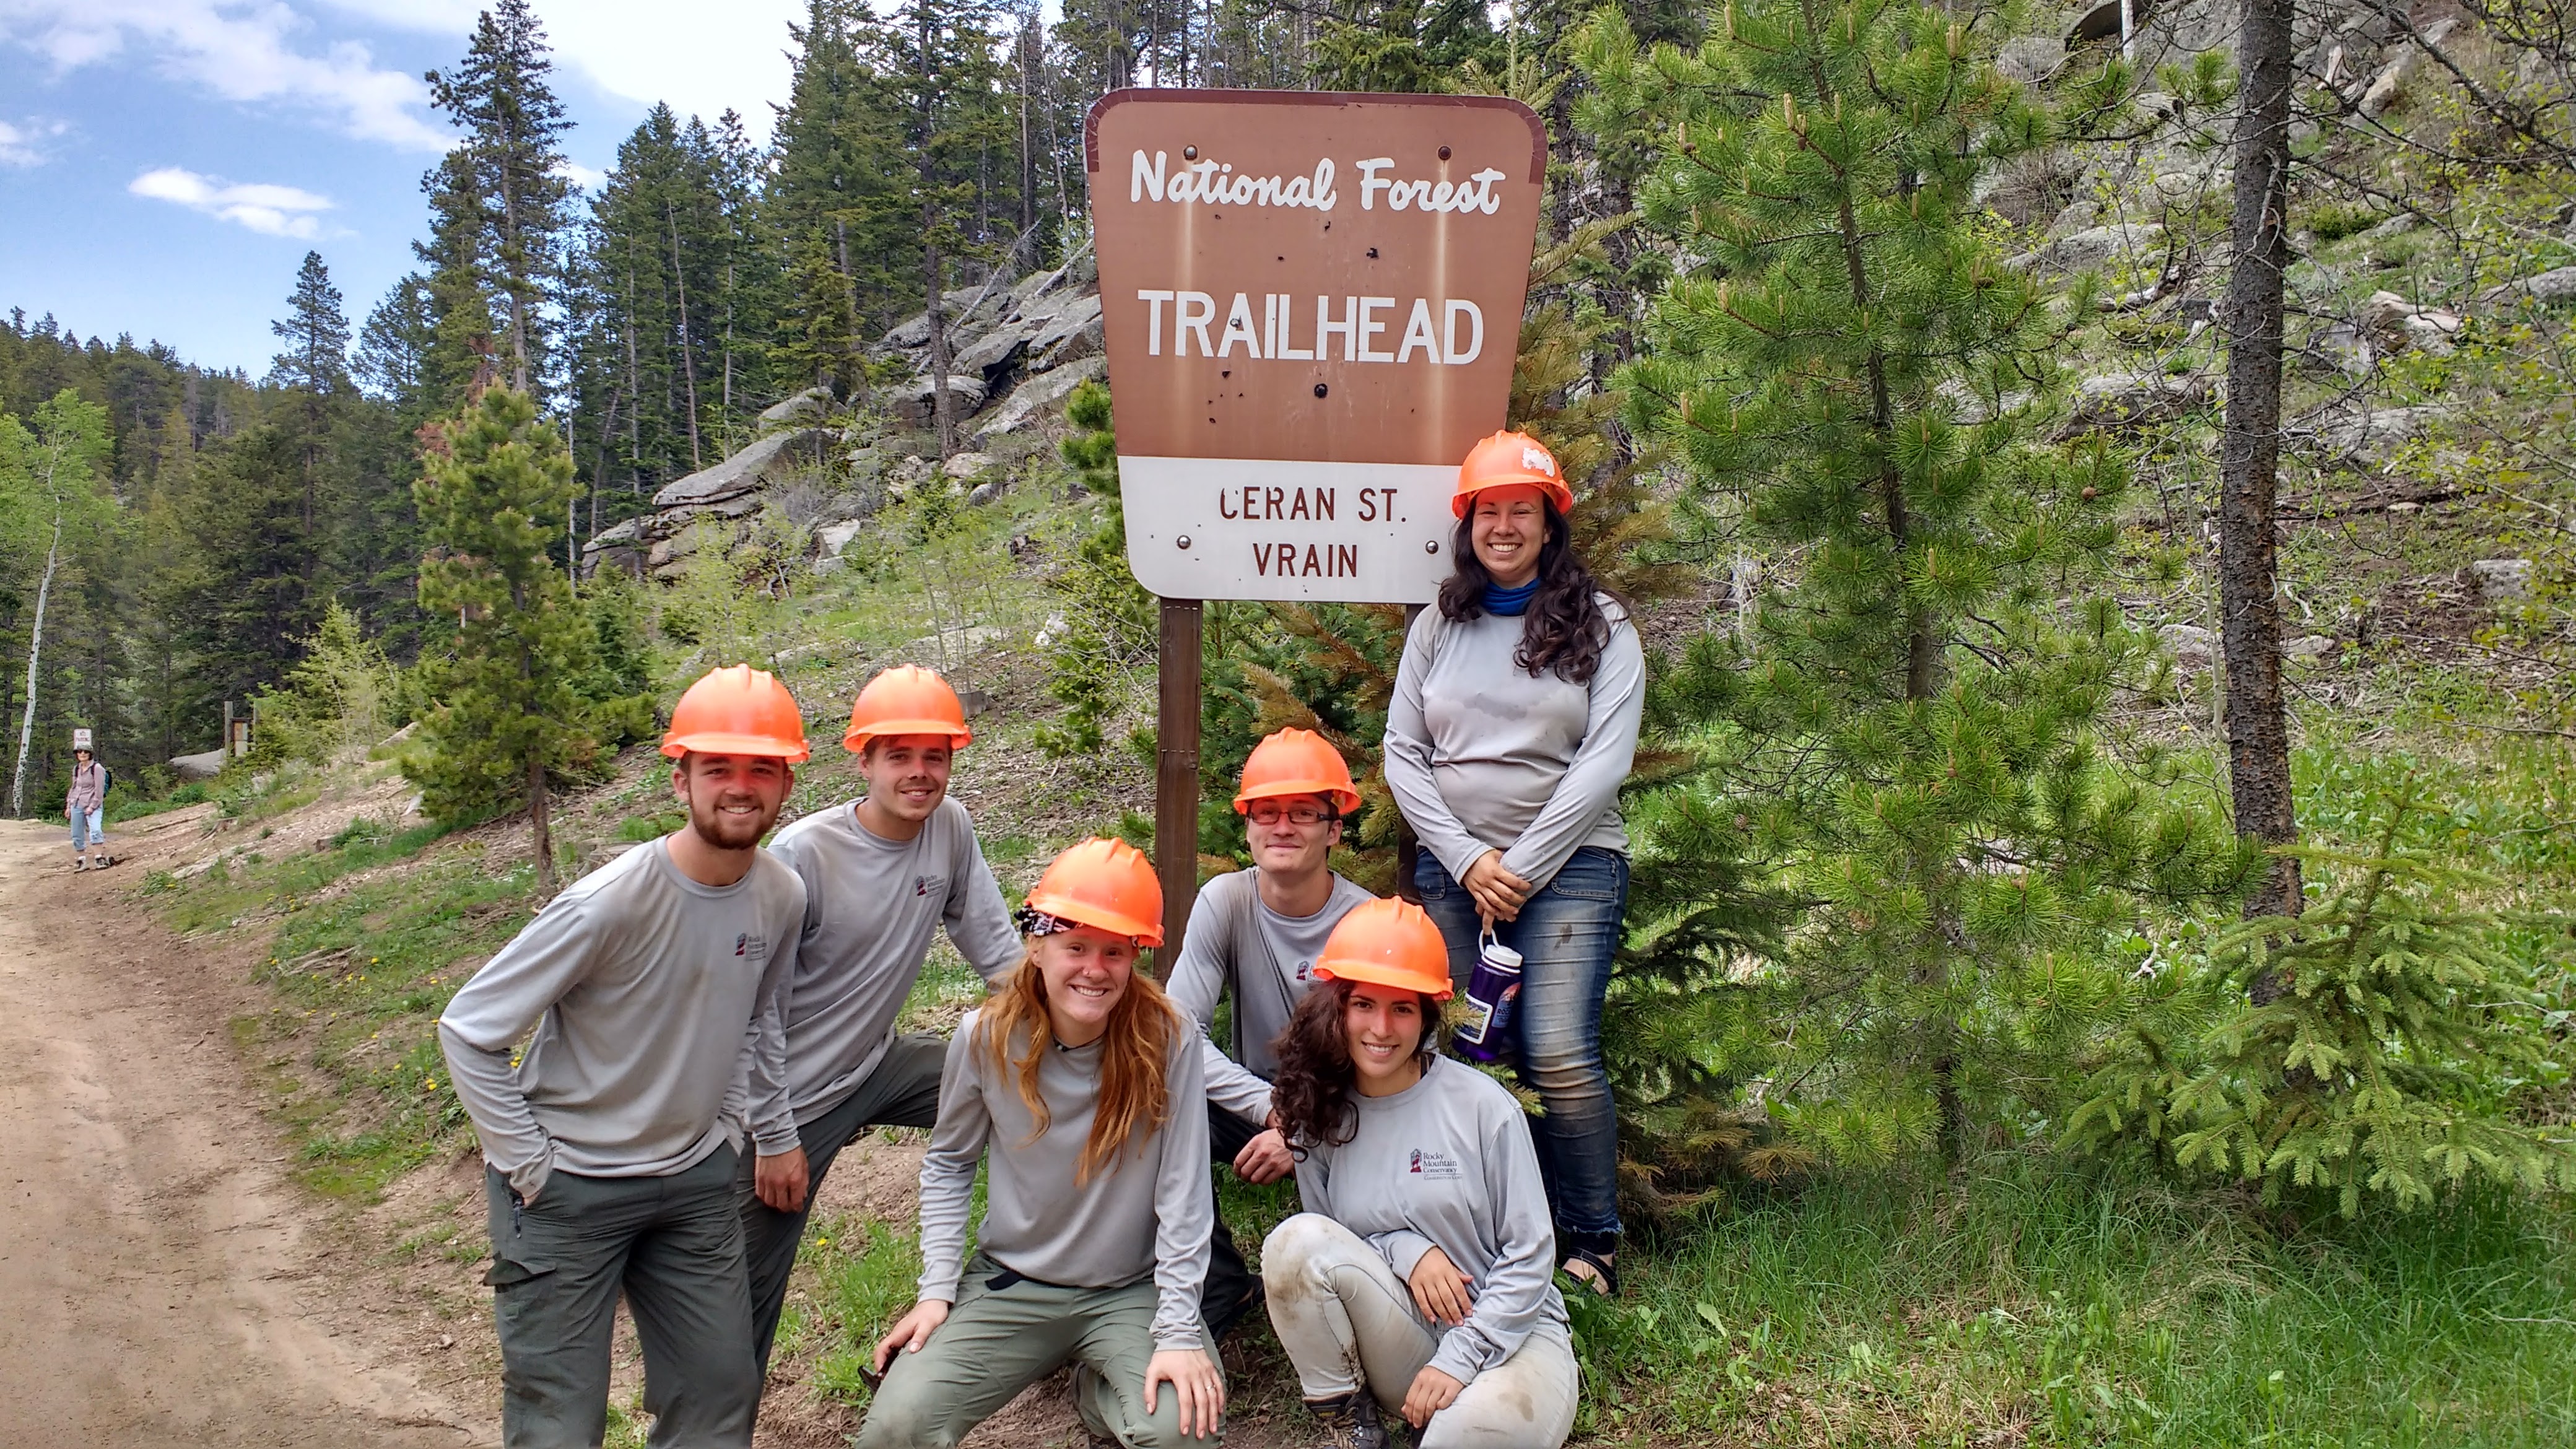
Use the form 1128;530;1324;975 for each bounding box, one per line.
0;818;481;1447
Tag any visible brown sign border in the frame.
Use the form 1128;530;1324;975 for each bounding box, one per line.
1084;87;1548;186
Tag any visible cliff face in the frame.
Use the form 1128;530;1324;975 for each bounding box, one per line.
583;250;1106;580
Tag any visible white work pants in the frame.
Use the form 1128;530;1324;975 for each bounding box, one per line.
1261;1212;1577;1448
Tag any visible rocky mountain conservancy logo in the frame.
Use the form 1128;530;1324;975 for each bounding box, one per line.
913;873;948;899
734;933;769;961
1408;1147;1461;1180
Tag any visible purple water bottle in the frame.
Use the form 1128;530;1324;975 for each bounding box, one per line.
1452;929;1523;1064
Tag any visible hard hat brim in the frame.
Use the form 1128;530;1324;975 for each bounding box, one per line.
661;732;813;764
1313;959;1454;1001
1232;780;1364;814
1450;477;1576;518
845;720;974;752
1022;889;1166;949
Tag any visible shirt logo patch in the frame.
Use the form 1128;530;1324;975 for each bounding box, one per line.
1409;1148;1462;1180
914;873;948;899
735;933;769;960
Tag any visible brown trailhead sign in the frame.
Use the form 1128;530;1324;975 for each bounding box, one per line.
1086;89;1546;603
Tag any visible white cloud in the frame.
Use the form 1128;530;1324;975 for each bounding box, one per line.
0;116;69;165
555;158;606;191
131;165;336;238
0;1;451;150
320;0;806;142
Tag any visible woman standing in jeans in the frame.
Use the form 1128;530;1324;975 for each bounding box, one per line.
1383;429;1643;1295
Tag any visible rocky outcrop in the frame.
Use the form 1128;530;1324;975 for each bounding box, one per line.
2060;370;2214;435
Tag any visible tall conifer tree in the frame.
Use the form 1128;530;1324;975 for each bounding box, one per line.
425;0;573;399
1584;2;2238;1162
410;387;594;890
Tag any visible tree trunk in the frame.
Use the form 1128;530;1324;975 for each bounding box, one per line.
528;738;554;893
11;513;62;817
923;228;958;458
2219;0;2305;952
668;201;704;471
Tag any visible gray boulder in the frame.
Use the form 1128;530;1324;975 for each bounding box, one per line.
2060;370;2213;435
890;371;990;429
2160;623;2217;668
941;451;998;481
974;355;1108;443
2465;558;2534;603
2010;222;2164;275
759;387;833;427
1027;293;1105;369
653;428;832;509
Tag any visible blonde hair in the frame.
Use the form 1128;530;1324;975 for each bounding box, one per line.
978;943;1181;1183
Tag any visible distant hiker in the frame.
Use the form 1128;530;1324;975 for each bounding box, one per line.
741;665;1022;1373
437;666;811;1449
1383;429;1643;1297
1262;899;1577;1449
855;838;1223;1449
1164;726;1375;1339
66;745;108;871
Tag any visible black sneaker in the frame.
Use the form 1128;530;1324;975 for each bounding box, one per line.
1306;1391;1388;1449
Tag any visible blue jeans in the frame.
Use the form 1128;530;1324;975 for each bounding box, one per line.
70;807;104;851
1415;845;1629;1240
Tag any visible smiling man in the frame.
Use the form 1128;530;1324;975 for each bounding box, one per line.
740;665;1023;1374
437;665;811;1449
1164;727;1377;1339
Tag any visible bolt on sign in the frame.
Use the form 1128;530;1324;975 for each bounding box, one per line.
1087;89;1547;604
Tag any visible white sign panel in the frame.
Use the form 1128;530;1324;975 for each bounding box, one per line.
71;728;92;750
1120;458;1453;603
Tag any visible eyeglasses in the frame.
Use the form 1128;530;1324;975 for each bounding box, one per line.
1247;804;1337;827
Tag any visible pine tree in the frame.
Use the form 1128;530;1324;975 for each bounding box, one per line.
1582;2;2240;1164
408;387;596;890
425;0;573;399
266;251;351;568
774;231;864;398
2073;790;2576;1214
880;0;1013;457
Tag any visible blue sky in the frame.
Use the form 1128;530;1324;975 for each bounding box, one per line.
1;1;812;376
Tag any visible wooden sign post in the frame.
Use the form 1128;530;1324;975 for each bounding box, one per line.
1086;88;1547;963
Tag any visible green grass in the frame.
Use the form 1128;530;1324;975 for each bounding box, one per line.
1583;1159;2576;1447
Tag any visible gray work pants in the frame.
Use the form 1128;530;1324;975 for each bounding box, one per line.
482;1146;760;1448
1262;1214;1577;1448
484;1144;757;1434
739;1032;947;1370
854;1253;1224;1448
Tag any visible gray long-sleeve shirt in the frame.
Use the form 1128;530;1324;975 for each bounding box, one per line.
437;838;806;1201
1164;868;1375;1126
762;797;1021;1126
1383;598;1644;892
1291;1054;1567;1384
916;1006;1213;1351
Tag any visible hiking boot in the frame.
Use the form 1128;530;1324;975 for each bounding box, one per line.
90;853;108;870
71;857;87;872
1305;1391;1388;1449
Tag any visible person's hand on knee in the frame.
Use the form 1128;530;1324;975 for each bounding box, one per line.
1401;1365;1463;1429
1143;1347;1225;1440
871;1299;949;1374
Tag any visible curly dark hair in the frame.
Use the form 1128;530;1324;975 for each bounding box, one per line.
1267;977;1444;1155
1435;498;1621;685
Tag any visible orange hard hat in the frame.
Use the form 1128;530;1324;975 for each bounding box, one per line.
1453;429;1574;518
661;665;811;762
1233;727;1361;816
1022;837;1165;947
845;664;973;753
1314;897;1453;1000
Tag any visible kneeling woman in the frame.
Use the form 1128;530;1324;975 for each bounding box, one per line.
1262;899;1577;1448
857;838;1224;1448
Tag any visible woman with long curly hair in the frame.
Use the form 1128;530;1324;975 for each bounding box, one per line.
1382;429;1643;1296
1260;898;1577;1449
855;838;1223;1448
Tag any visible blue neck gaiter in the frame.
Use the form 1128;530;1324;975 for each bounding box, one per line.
1484;578;1540;617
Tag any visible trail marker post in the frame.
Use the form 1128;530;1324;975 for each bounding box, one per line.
1086;88;1546;964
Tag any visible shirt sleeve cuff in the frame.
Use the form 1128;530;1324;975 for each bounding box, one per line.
503;1149;555;1203
1375;1229;1438;1282
1428;1336;1489;1385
